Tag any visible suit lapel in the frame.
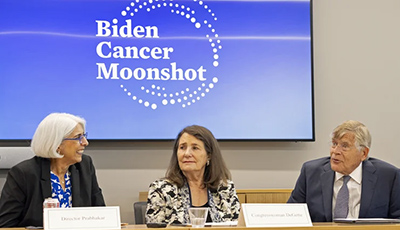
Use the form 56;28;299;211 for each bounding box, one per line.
359;160;377;217
321;162;335;222
70;164;80;206
181;182;191;224
40;158;52;200
207;189;221;222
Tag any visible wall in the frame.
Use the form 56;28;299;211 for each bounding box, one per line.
1;0;400;224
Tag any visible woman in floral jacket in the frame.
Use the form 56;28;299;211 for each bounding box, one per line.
146;125;240;225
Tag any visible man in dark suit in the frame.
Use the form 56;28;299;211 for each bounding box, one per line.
288;120;400;222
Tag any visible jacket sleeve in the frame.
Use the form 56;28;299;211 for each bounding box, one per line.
145;180;167;224
287;163;307;203
87;156;106;206
389;169;400;218
0;166;28;227
226;181;240;221
212;180;241;222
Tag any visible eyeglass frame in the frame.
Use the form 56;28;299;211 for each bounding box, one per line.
330;140;364;152
63;132;88;145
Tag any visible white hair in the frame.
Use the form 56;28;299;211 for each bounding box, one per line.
31;113;86;158
330;120;371;151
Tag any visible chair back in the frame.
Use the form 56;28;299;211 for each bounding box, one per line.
133;201;147;224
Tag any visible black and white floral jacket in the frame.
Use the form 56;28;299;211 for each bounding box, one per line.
145;179;240;225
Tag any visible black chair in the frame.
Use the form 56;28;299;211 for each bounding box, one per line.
133;201;147;224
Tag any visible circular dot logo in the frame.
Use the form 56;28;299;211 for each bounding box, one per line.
104;0;222;110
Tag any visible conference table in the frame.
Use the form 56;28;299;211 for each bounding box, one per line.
126;223;400;229
138;223;399;229
3;223;400;230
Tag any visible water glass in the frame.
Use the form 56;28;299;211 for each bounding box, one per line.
188;207;209;228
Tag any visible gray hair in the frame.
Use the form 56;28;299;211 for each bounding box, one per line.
31;113;86;158
330;120;371;151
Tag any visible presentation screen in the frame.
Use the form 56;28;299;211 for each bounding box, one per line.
0;0;314;141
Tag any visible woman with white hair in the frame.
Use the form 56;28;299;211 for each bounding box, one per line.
0;113;105;227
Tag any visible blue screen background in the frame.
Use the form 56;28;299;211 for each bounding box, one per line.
0;0;313;140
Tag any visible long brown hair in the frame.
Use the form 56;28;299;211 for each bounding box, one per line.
165;125;231;190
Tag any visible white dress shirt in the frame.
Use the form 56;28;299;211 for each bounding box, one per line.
332;163;362;219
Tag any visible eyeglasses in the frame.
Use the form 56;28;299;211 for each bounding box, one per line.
63;132;88;145
330;141;354;152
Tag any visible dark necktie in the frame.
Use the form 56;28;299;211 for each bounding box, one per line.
334;175;351;219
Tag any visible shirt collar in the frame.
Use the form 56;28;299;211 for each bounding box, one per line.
334;162;363;184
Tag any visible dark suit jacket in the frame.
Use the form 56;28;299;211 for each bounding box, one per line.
287;157;400;222
0;154;105;227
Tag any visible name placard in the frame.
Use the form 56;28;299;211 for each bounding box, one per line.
43;206;121;230
240;203;312;227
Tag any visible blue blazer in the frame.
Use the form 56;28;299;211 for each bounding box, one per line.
287;157;400;222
